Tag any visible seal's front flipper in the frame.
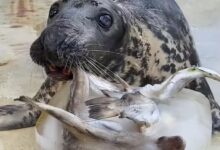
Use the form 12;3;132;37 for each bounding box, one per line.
86;94;160;131
0;78;66;130
0;103;40;130
140;67;220;101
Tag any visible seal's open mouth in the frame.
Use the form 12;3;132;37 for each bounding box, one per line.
45;64;73;80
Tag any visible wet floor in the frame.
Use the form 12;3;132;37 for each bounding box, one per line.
0;0;219;150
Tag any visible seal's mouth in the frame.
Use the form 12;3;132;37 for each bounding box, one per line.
45;64;73;80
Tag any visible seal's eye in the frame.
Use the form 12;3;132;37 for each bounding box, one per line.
97;14;113;29
49;3;59;18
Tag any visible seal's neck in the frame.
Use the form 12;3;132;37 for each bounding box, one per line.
115;20;168;86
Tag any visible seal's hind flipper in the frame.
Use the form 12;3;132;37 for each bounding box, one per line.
86;97;120;119
140;67;220;101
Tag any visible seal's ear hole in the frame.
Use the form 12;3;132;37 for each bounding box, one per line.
49;2;60;19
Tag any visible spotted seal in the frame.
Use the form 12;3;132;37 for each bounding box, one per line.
0;0;220;131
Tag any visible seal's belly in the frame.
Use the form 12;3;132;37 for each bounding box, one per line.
148;89;212;150
35;116;64;150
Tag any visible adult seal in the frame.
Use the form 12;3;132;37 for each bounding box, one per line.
1;0;220;131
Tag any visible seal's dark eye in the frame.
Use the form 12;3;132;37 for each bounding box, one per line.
49;3;59;18
97;14;113;29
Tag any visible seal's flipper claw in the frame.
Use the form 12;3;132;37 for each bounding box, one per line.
140;67;220;101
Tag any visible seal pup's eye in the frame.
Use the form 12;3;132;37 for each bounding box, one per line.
49;3;60;18
97;14;113;29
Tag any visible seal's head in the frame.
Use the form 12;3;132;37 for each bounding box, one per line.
30;0;197;86
30;0;127;80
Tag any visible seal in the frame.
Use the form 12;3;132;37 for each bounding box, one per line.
29;0;220;130
0;0;220;131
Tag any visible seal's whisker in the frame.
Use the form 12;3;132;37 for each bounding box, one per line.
64;56;71;70
67;57;73;72
85;43;105;48
87;57;130;90
74;56;87;74
74;57;80;70
88;50;125;56
85;57;117;82
86;57;117;82
87;57;118;81
85;58;111;79
76;57;85;72
84;58;103;77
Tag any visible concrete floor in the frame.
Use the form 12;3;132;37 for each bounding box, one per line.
0;0;219;149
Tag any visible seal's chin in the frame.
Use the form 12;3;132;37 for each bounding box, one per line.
45;65;73;80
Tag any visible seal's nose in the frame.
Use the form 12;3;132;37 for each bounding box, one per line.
30;19;83;67
30;37;46;66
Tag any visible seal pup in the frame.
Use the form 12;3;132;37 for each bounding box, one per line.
18;66;220;150
0;0;220;131
18;68;186;150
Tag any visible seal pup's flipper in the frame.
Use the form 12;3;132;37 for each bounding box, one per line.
86;97;121;119
86;93;160;131
0;104;40;130
0;78;66;130
139;67;220;101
